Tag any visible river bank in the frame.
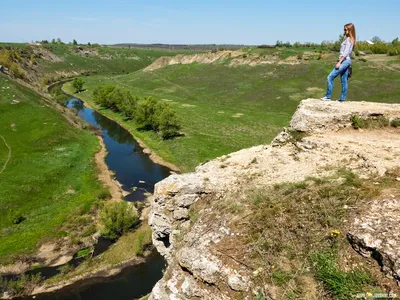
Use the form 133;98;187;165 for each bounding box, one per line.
62;83;181;173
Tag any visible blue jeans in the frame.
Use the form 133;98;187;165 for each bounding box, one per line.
325;59;351;100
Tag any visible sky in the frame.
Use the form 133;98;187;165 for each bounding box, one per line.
1;0;399;45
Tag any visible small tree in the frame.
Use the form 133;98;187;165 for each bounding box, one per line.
72;39;78;45
371;36;382;43
158;104;181;139
99;202;138;240
72;78;85;93
30;54;36;65
135;96;159;130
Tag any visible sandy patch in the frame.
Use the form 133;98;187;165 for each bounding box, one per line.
182;104;196;108
306;87;324;92
0;261;30;275
232;113;244;118
95;137;124;202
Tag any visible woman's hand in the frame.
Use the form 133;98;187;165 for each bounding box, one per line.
335;62;341;69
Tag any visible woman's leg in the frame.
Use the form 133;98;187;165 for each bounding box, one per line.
325;67;341;99
339;61;351;100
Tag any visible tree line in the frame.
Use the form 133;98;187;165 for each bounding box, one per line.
93;85;181;139
273;36;400;56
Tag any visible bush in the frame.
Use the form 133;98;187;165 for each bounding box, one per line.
50;85;68;105
158;104;181;139
1;274;43;297
391;118;400;127
93;85;116;106
72;78;85;93
351;115;365;129
135;96;159;130
370;42;389;54
10;63;24;79
387;45;400;56
99;202;138;240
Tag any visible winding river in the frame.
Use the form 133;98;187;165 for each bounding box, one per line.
23;97;171;299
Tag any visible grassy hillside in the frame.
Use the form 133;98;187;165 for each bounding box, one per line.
0;43;201;87
39;44;198;75
64;53;400;172
0;74;105;263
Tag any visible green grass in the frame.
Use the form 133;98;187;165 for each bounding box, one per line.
240;169;398;298
311;250;376;299
0;74;105;263
37;44;199;75
62;54;400;172
76;248;91;258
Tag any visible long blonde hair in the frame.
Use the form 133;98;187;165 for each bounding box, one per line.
344;23;357;47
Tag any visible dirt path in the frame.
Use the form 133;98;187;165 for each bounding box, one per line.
0;135;11;175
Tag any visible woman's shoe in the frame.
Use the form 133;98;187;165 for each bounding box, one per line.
320;96;331;101
337;99;346;102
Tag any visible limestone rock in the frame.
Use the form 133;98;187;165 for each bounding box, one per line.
177;247;222;284
348;199;400;282
290;99;400;134
149;99;400;299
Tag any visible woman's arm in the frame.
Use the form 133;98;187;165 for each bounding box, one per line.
336;57;345;69
336;38;353;68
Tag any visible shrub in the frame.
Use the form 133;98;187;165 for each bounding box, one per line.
1;274;43;297
135;96;159;130
351;115;364;129
95;188;111;200
370;42;388;54
50;85;68;105
10;63;24;79
99;202;138;240
391;118;400;127
93;85;116;106
30;54;36;65
387;45;400;56
72;78;85;93
158;103;181;139
297;52;303;60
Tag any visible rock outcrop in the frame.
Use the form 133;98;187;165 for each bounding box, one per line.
149;99;400;299
144;51;301;72
348;199;400;282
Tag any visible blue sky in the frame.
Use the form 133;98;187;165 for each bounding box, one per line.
1;0;399;45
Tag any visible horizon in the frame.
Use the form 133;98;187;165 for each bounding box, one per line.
1;0;399;45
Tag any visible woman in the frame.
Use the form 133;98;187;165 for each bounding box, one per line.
321;23;356;102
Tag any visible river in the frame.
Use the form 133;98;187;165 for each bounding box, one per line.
21;96;171;299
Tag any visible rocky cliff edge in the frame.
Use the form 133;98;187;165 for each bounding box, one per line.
149;99;400;299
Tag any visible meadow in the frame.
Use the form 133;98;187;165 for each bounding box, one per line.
0;74;105;263
64;51;400;172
